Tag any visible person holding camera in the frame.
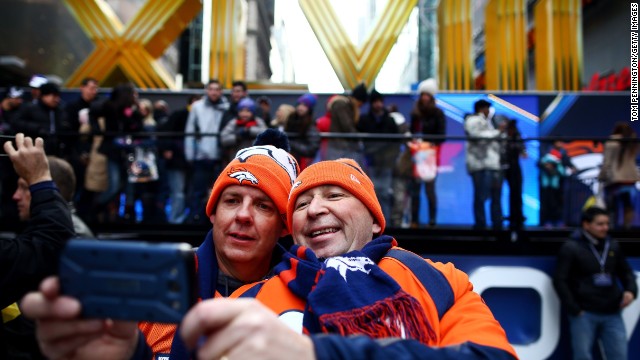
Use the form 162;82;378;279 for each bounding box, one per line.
21;131;300;359
21;150;516;360
1;134;75;358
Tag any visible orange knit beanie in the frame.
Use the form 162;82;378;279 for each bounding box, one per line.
206;145;300;228
287;158;385;234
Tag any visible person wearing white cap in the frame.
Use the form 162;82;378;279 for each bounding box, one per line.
1;86;25;222
12;83;72;159
28;75;48;104
1;87;24;127
409;78;445;227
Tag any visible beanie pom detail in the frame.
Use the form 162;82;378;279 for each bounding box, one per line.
253;128;291;152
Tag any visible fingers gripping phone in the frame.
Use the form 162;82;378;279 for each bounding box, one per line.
59;239;197;323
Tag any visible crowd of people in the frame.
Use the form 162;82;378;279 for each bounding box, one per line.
1;76;639;231
1;128;636;360
0;73;637;359
2;129;521;359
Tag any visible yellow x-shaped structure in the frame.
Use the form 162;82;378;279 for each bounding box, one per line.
299;0;417;90
64;0;202;89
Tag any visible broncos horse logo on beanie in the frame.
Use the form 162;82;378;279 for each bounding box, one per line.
228;167;259;184
235;146;298;185
206;142;300;223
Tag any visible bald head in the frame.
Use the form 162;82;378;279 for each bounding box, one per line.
47;156;76;202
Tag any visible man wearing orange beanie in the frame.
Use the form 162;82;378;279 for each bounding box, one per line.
176;158;518;360
27;156;517;360
138;143;300;358
22;136;302;359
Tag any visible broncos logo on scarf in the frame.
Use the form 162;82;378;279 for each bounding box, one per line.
324;256;374;282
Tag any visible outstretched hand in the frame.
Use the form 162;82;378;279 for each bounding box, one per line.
21;277;139;360
3;133;52;185
181;298;315;360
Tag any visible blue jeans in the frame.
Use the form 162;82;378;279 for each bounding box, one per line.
185;159;221;224
605;183;638;228
166;169;186;224
569;311;627;360
470;169;503;228
96;159;122;205
367;165;393;222
410;178;437;225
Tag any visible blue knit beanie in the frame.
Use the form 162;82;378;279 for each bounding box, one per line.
297;93;317;110
238;98;256;113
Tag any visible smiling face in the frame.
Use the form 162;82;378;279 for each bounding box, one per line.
290;185;381;258
210;185;286;282
13;178;31;221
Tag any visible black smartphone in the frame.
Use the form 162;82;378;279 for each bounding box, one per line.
59;239;197;323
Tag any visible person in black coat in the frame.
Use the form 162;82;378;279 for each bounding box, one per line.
357;89;399;220
157;94;201;223
92;83;143;222
494;116;527;230
553;207;637;360
0;133;75;359
0;87;24;224
409;79;445;227
285;93;320;170
12;83;73;160
65;77;100;199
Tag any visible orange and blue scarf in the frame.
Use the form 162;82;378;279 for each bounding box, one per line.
275;235;435;343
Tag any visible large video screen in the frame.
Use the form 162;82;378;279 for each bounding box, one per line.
422;93;541;226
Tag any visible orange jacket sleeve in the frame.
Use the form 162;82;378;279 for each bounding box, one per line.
379;254;518;359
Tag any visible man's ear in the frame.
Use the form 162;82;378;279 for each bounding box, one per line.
209;214;216;225
372;221;382;235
